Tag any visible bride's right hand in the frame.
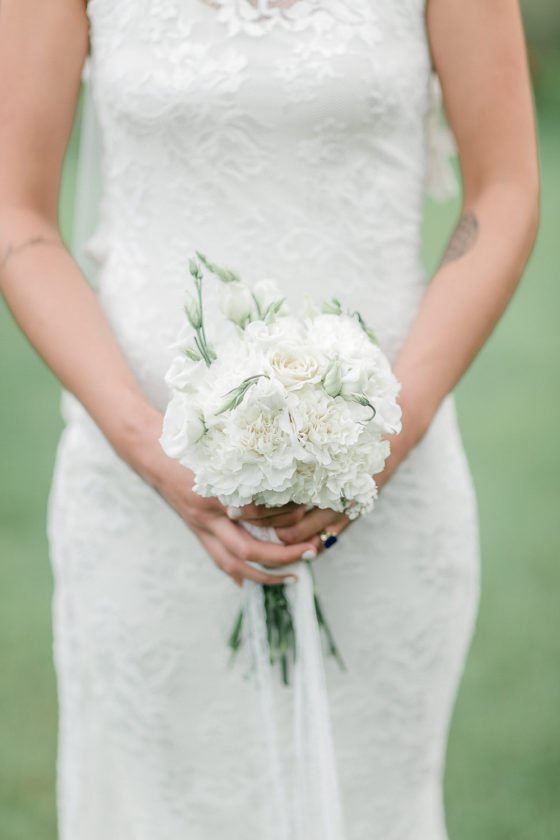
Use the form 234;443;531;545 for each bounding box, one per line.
125;409;316;588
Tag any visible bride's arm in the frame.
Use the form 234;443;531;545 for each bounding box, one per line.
0;0;156;460
0;0;315;583
388;0;539;465
274;0;539;550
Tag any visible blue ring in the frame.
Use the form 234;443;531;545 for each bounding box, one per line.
323;534;338;549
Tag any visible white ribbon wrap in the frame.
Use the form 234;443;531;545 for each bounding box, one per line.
241;522;346;840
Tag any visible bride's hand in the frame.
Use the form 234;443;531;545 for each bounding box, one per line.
125;410;317;588
225;501;309;529
275;508;352;555
270;423;416;553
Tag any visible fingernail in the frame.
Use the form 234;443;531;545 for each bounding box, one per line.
284;575;299;585
226;506;243;520
300;549;317;561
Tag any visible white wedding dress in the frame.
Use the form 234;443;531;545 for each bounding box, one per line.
46;1;480;838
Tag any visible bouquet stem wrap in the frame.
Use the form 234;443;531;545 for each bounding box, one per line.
241;522;346;840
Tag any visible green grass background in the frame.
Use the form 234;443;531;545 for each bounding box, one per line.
1;52;559;840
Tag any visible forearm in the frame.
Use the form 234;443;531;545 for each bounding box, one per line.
393;179;539;443
0;207;161;462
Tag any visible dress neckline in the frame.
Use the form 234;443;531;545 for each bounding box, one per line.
199;0;369;37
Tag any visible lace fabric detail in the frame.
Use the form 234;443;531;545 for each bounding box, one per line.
199;0;371;36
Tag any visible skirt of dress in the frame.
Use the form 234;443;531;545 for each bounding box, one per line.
46;389;480;840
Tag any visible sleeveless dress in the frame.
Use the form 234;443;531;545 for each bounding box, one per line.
46;2;480;838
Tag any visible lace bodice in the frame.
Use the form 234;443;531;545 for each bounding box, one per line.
72;0;457;418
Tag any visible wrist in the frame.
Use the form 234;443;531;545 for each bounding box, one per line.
109;388;164;481
393;366;442;449
398;392;433;451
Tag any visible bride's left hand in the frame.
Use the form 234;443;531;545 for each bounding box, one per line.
275;507;352;555
236;438;398;554
235;397;424;553
273;414;421;554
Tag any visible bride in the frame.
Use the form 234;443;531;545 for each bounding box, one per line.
0;1;538;838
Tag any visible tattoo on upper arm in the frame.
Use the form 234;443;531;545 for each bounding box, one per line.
439;211;479;267
0;235;63;274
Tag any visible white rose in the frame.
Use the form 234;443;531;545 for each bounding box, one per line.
159;391;205;460
267;343;325;391
220;281;257;327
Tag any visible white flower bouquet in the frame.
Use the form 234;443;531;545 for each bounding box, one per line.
160;252;402;682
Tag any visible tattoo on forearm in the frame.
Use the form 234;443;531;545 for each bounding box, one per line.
439;211;479;267
0;235;62;274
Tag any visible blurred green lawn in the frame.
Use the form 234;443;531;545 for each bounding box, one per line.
1;74;559;840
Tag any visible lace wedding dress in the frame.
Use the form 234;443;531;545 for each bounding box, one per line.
46;1;480;838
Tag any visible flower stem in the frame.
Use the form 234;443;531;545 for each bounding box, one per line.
306;560;347;672
226;569;345;685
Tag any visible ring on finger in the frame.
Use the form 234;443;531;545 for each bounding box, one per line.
319;529;339;550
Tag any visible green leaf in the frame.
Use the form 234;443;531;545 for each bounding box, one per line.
196;251;241;284
321;297;343;315
262;298;286;322
183;345;202;362
184;292;202;329
227;609;244;651
353;310;379;345
215;374;266;414
343;392;377;420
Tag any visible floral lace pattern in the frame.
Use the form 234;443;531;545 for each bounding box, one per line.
48;2;477;838
199;0;374;35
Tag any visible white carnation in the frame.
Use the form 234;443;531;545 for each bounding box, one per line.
289;389;363;465
306;313;374;360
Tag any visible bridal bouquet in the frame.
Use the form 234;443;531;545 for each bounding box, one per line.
159;252;402;682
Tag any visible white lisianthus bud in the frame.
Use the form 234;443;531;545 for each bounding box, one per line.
184;292;202;329
321;297;343;316
220;282;257;328
159;392;205;459
252;278;286;318
188;258;204;283
338;359;370;396
302;295;318;319
323;359;343;397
